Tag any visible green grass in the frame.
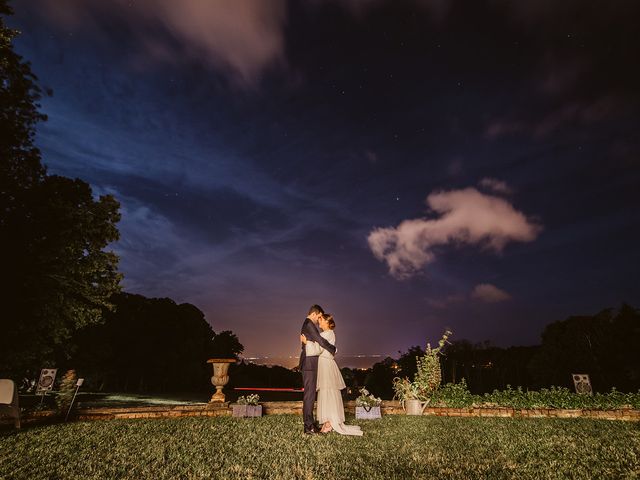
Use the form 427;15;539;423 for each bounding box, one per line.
1;415;639;479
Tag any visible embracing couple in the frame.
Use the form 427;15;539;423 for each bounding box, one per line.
299;304;363;436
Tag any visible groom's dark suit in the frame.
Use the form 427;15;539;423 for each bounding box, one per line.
299;317;337;432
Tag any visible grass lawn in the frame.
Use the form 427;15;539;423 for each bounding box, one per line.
1;415;639;479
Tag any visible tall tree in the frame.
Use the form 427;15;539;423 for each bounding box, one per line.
0;2;121;377
0;0;46;194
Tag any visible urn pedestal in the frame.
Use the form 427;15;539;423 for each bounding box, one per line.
207;358;235;403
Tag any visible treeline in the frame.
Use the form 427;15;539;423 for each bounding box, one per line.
69;293;243;393
8;292;243;394
229;363;302;391
360;304;640;398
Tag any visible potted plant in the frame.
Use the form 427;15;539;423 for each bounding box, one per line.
232;394;262;418
393;330;452;415
355;388;382;419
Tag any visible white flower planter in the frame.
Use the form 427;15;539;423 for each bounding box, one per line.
232;404;262;418
355;405;381;419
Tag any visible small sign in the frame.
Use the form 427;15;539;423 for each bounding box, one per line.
572;373;592;395
36;368;57;394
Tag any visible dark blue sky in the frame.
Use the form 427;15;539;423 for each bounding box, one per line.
10;0;640;361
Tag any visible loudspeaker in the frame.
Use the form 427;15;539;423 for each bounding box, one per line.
572;373;592;395
36;368;58;393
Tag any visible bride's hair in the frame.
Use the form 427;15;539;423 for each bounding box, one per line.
322;313;335;330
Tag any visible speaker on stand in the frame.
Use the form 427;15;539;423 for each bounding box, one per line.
36;368;58;406
572;373;593;395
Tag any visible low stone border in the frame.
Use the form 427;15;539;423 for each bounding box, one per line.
3;401;639;425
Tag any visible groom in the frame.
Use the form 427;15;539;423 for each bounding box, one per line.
299;304;336;434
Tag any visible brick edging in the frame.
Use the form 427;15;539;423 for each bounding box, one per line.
4;401;639;423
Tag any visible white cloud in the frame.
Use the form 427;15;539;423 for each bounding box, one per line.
478;177;513;195
37;0;287;85
471;283;511;303
368;187;542;279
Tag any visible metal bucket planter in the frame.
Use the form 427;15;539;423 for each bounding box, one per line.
404;399;428;415
232;404;263;418
356;405;382;419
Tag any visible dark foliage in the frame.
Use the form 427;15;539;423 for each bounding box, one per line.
529;304;640;392
362;304;639;398
363;357;396;399
209;330;244;359
440;341;540;394
229;362;301;390
69;293;234;393
0;3;121;378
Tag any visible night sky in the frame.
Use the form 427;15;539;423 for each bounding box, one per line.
9;0;640;364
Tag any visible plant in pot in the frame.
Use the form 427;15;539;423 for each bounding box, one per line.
355;388;383;419
393;330;452;415
232;394;262;418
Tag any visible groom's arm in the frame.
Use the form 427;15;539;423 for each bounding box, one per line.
302;321;336;355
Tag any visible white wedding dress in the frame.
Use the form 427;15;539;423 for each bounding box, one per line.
307;330;363;436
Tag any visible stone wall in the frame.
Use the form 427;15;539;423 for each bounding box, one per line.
2;400;639;424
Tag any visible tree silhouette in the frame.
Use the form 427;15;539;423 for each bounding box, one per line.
0;2;121;377
209;330;244;359
70;293;242;393
529;304;640;392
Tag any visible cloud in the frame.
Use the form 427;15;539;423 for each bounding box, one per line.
427;283;511;308
446;158;464;176
312;0;451;21
426;293;466;309
92;184;317;300
486;95;624;140
36;0;287;85
532;96;621;138
471;283;511;303
478;178;513;195
367;187;542;279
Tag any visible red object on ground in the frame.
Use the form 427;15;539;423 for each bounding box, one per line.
234;387;304;392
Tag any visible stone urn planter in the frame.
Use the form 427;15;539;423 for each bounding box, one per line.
207;358;235;403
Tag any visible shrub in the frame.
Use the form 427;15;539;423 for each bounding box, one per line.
393;329;452;403
55;370;78;415
430;380;640;410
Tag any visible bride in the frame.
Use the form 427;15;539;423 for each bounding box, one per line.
301;314;363;436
